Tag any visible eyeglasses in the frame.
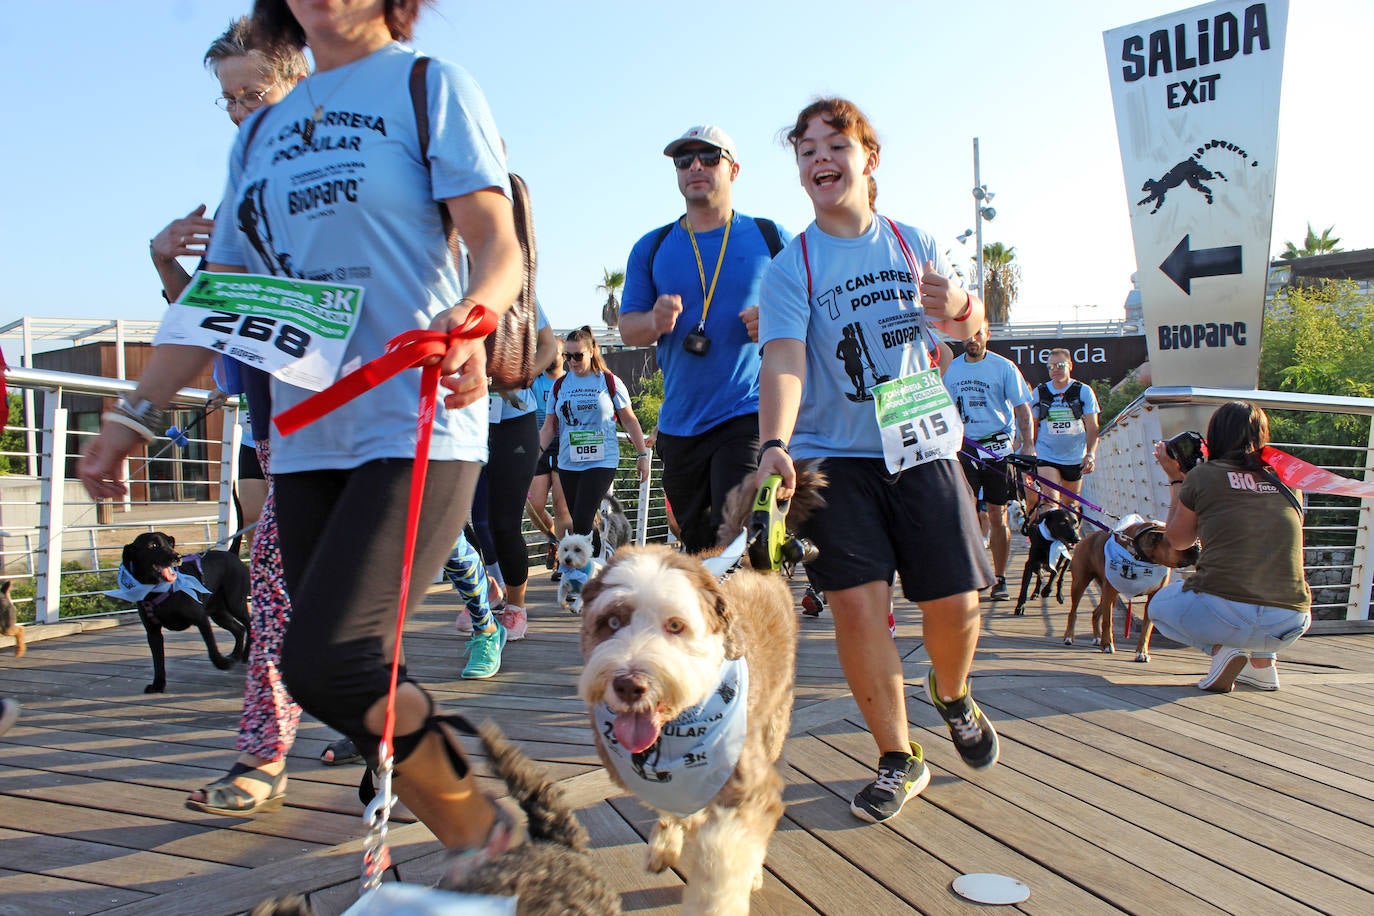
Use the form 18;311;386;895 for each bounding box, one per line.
1048;361;1070;369
214;87;275;112
673;148;732;170
566;352;586;363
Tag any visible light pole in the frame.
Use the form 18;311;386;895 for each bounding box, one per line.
969;137;997;298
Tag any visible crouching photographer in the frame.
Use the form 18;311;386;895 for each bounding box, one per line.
1148;401;1311;693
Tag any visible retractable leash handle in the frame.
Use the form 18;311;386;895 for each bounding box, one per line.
747;475;788;571
746;474;819;571
266;308;499;898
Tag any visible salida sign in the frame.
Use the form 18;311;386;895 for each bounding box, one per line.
1105;1;1286;389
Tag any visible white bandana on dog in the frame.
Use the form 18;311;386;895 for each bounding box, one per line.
1103;515;1169;599
593;657;748;818
104;562;211;605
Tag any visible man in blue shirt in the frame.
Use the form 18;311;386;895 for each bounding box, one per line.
942;323;1035;600
620;126;789;551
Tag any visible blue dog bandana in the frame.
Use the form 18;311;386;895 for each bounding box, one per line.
594;657;748;817
105;562;211;605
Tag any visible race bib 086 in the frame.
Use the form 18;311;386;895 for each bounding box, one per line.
154;272;364;391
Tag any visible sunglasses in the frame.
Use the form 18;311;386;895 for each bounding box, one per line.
673;148;732;169
1048;361;1070;369
565;352;586;362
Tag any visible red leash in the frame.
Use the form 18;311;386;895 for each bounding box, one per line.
272;307;497;893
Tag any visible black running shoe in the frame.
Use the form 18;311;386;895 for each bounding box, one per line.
989;577;1008;600
850;742;931;823
801;587;826;617
926;670;1000;770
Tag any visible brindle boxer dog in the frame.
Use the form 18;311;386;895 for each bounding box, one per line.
1063;520;1199;661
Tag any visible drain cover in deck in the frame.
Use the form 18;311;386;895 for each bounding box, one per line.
952;873;1030;905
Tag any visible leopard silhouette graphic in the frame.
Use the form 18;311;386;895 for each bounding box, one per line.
1137;139;1258;214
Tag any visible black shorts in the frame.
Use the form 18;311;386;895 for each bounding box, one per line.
957;447;1017;506
239;443;265;481
533;441;558;477
1037;459;1083;482
797;457;994;603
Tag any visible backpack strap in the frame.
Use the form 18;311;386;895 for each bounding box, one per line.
241;109;269;164
1065;381;1085;420
1034;382;1052;421
604;371;616;401
645;220;677;298
409;57;456;244
753;217;784;258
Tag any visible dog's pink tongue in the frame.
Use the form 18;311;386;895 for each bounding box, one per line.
613;711;660;754
159;567;177;583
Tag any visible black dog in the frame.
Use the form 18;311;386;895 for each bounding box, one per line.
1014;508;1081;615
116;532;250;693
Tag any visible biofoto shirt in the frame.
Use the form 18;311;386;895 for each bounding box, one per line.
758;216;957;460
208;43;509;474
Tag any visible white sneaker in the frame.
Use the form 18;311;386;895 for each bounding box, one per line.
1236;658;1280;691
454;608;473;636
1198;647;1247;692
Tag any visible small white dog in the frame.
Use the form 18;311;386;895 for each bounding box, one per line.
578;544;798;915
556;532;603;615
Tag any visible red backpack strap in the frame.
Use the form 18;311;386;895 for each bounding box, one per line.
799;230;813;300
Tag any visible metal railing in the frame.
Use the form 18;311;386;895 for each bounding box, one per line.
2;366;238;624
2;364;664;628
1083;386;1374;630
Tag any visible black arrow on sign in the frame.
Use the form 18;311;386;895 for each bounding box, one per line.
1160;234;1243;294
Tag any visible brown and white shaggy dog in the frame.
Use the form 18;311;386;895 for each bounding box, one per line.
577;464;824;915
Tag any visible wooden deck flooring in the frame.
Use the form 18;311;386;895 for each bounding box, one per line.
2;552;1373;915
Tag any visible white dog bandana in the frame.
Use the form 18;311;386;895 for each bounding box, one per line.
594;657;748;818
1103;516;1169;599
104;562;211;605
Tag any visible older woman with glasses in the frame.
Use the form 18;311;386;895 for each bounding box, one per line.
539;326;649;554
142;18;309;818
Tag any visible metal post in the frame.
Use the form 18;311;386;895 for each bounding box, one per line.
973;137;984;297
1348;416;1374;621
22;318;37;476
35;398;68;625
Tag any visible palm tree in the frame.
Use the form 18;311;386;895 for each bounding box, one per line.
1278;224;1342;260
981;242;1020;324
598;268;625;328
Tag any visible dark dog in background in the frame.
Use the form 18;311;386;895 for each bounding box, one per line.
1064;520;1200;661
1;581;25;657
1013;508;1081;615
598;494;632;555
117;532;250;693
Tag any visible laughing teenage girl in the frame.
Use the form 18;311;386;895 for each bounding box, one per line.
756;98;998;825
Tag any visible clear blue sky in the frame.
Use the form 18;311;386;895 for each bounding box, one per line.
2;0;1369;363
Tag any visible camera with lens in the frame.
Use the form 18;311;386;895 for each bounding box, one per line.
1165;430;1207;473
682;329;711;356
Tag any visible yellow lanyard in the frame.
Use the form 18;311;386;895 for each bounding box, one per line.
684;212;732;328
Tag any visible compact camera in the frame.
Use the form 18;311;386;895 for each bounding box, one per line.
1165;430;1207;472
682;328;711;356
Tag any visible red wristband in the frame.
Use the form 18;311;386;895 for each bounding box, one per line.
953;294;973;322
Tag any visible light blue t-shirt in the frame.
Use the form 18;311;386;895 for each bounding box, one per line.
1033;380;1100;464
488;305;549;423
529;371;557;429
207;43;510;474
758;216;956;460
621;213;789;436
550;370;631;470
942;351;1031;445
